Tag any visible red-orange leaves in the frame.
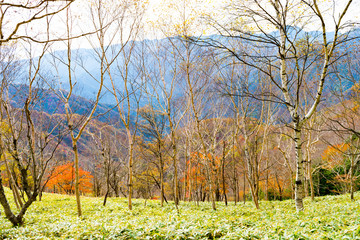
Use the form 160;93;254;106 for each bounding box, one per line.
47;163;93;195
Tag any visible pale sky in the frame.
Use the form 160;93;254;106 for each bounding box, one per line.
11;0;360;58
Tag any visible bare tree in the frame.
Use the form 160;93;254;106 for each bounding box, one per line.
0;42;66;226
138;36;191;207
88;125;125;206
93;0;147;210
138;106;168;206
214;54;277;208
48;5;106;216
321;64;360;200
200;0;355;211
0;0;73;45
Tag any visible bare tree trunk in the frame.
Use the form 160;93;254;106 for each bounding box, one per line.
350;162;354;201
265;157;269;201
160;157;164;207
4;160;23;209
304;166;308;198
128;132;134;210
38;187;43;202
103;191;109;206
103;158;110;207
306;137;315;201
244;139;260;209
222;142;228;206
183;157;187;202
233;167;237;205
243;171;246;204
72;142;82;217
188;160;192;202
275;173;283;201
0;175;38;226
170;130;179;207
309;171;315;201
11;183;21;210
294;125;304;212
210;180;216;210
232;136;238;205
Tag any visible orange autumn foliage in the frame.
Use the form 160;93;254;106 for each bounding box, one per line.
183;152;222;198
47;163;93;195
322;143;349;169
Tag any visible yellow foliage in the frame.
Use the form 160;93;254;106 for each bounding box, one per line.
322;143;349;169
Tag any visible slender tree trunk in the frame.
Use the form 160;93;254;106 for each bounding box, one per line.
210;180;216;210
11;183;21;210
232;141;237;205
160;161;164;207
310;171;315;201
304;166;308;198
294;125;304;212
243;171;246;204
307;154;315;201
222;142;228;206
72;142;82;217
275;173;283;201
188;143;192;202
103;174;110;207
114;171;119;198
350;162;354;201
305;138;311;199
183;161;187;201
188;169;192;202
244;149;259;208
249;185;260;209
4;160;23;208
265;157;269;201
172;137;179;207
103;151;110;207
278;146;295;199
194;171;198;204
103;191;109;206
38;189;43;202
128;131;134;210
233;169;237;205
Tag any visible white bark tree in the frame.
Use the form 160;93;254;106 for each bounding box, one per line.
201;0;355;212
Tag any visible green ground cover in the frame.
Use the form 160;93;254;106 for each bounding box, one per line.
1;191;360;239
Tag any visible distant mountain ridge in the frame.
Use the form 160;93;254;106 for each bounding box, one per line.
7;84;121;124
15;29;360;120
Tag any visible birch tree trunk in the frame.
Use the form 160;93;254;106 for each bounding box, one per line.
201;0;354;212
294;123;304;211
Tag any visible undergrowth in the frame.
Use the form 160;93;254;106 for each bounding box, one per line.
1;190;360;239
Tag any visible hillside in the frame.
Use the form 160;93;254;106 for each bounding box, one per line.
32;110;127;171
0;190;359;239
1;83;129;168
7;84;120;123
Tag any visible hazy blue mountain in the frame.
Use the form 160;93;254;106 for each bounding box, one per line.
17;29;360;114
6;84;121;123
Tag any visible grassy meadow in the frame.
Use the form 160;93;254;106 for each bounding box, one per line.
1;190;360;239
